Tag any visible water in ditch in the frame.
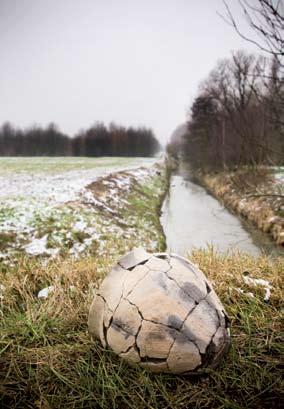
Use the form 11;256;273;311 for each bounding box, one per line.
160;166;283;258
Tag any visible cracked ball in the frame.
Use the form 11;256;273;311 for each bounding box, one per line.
88;248;231;374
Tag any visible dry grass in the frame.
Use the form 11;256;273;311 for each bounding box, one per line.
200;167;284;247
0;164;283;408
227;167;272;193
0;249;283;409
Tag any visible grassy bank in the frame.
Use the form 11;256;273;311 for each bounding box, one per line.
1;164;283;408
0;250;283;408
197;167;284;247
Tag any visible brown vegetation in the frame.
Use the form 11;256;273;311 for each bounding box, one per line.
198;167;284;246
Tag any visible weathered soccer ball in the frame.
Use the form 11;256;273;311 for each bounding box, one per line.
88;248;230;374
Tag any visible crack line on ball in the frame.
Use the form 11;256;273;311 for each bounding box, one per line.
169;255;200;279
123;297;144;320
124;297;186;333
166;337;177;361
164;269;207;303
105;290;125;343
123;268;151;298
96;292;113;313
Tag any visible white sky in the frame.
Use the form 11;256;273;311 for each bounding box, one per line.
0;0;260;144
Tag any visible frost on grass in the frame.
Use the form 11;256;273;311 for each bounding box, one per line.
0;157;162;264
88;249;231;374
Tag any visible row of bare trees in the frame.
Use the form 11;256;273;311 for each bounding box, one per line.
167;0;284;171
0;123;71;156
72;122;160;157
178;50;283;171
222;0;284;131
0;122;161;157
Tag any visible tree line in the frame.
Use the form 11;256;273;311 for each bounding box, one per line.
0;122;161;157
168;0;284;171
181;50;284;171
168;50;284;170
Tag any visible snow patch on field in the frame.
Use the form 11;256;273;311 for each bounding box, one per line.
24;235;59;257
230;277;272;301
37;285;55;299
243;274;272;301
0;157;159;262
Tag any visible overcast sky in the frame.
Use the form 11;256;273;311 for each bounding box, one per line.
0;0;260;144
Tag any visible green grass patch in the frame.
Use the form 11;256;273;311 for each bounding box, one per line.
0;232;17;251
0;157;155;175
123;173;168;251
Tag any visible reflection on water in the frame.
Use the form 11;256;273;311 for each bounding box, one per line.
161;174;283;257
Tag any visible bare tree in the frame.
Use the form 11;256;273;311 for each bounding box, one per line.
221;1;284;133
200;51;270;165
222;1;284;62
182;50;283;170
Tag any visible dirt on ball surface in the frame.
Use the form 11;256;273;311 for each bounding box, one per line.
88;248;230;374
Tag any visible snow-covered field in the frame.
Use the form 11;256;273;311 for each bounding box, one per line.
0;157;157;263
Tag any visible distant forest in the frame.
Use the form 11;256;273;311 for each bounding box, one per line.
0;122;161;157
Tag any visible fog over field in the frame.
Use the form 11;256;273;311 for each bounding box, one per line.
0;0;258;143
